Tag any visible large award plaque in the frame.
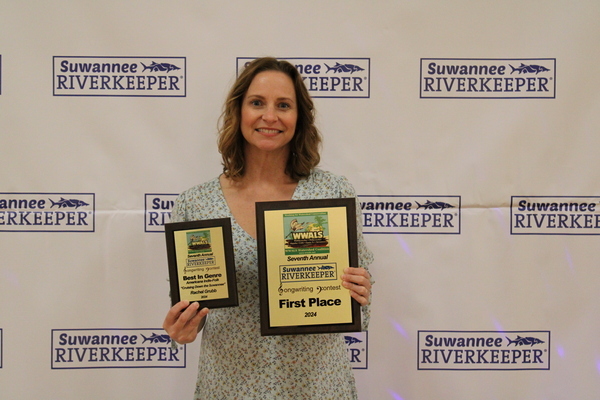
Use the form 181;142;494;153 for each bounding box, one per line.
165;218;238;308
256;198;361;336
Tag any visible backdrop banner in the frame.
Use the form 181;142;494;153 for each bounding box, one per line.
1;1;599;399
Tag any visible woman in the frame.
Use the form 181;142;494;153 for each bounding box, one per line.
163;57;373;399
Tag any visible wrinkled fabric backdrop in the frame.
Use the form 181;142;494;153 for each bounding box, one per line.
1;1;599;399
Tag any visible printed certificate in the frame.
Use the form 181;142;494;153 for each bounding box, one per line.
256;198;360;335
165;218;238;308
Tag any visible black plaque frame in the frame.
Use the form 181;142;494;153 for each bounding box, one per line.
165;218;238;309
256;198;360;336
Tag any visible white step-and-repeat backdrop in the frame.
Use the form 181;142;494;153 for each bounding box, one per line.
1;1;599;399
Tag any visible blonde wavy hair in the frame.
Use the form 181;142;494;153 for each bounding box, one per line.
217;57;322;181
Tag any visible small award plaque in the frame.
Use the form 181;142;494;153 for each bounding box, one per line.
165;218;238;308
256;198;361;335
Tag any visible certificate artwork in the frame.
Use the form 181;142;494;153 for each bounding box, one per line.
257;198;360;335
173;227;228;300
165;218;237;308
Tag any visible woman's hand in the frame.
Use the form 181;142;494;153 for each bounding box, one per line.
162;301;209;344
341;267;372;306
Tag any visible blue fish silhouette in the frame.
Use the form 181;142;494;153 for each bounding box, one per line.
318;265;335;270
416;200;454;211
49;198;89;209
325;62;364;74
509;63;550;74
506;336;545;347
344;336;363;346
141;62;181;73
141;333;171;344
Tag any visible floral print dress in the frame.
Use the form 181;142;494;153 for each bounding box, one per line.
170;169;374;400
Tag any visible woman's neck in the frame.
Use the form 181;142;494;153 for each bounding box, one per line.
240;145;295;186
219;147;298;239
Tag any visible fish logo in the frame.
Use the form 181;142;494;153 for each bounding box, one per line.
141;61;181;73
416;200;454;211
318;265;335;270
344;335;363;346
506;335;545;347
49;197;89;209
141;333;172;344
509;63;551;74
325;62;365;74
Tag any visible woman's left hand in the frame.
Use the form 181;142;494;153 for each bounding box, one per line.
341;267;372;306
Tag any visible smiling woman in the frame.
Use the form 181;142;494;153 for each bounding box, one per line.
240;70;298;157
162;57;374;400
217;57;321;181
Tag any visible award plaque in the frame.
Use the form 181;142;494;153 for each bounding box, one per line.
165;218;238;308
256;198;361;336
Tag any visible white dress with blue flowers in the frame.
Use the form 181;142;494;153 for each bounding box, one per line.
170;169;374;400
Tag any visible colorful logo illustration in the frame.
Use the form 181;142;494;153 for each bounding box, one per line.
284;212;329;255
187;230;211;254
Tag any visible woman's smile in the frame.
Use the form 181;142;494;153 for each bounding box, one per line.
240;70;298;154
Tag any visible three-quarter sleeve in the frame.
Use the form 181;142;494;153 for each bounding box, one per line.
337;175;375;331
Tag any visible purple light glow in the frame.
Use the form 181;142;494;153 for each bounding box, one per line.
387;390;404;400
492;207;510;234
564;246;575;273
390;318;408;338
395;235;412;257
1;269;20;287
492;318;505;333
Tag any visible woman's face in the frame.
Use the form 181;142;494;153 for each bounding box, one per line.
240;70;298;156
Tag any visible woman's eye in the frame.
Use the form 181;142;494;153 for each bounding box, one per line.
279;102;290;109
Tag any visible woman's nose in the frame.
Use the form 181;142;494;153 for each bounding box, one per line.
262;105;278;122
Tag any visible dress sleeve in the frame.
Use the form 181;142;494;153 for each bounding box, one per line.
170;192;188;223
167;191;187;321
337;175;375;331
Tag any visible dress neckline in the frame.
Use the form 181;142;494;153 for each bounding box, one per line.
214;174;307;241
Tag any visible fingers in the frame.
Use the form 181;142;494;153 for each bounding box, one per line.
342;267;372;290
163;301;195;329
163;301;209;344
164;301;192;324
341;268;372;306
190;305;210;326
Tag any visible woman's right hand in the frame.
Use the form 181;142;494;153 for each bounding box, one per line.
162;301;209;344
